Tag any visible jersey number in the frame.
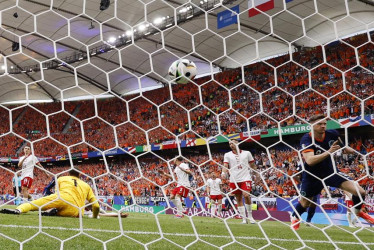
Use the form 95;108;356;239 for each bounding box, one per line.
237;165;243;169
73;179;78;187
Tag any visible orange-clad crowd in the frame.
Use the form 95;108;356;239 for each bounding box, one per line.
0;33;373;198
0;33;373;158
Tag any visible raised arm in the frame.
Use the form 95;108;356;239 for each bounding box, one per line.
158;170;173;179
178;164;192;175
18;157;27;168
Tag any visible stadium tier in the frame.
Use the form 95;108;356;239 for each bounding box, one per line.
0;33;373;158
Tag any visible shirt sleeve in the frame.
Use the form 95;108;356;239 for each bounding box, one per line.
300;134;314;153
87;186;98;203
223;153;229;164
87;187;100;211
329;129;339;137
248;152;255;163
180;163;189;171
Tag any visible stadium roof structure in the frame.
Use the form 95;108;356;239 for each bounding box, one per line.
0;0;373;103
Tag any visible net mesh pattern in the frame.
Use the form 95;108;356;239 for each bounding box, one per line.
0;0;373;249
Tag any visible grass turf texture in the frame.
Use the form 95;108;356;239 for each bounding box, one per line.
0;206;373;249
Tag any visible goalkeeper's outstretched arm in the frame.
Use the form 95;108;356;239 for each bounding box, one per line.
91;202;100;219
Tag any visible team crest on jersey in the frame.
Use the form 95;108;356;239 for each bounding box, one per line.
328;140;335;147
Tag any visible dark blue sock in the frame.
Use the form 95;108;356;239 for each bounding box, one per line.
352;195;364;210
306;206;316;222
292;202;306;219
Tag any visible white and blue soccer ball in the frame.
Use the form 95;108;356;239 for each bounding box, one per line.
168;59;197;84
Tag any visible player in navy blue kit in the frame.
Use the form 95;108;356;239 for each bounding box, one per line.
291;114;374;230
293;163;318;226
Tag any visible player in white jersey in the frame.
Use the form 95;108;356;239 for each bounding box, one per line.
206;172;223;217
18;146;43;201
159;157;192;218
222;139;258;224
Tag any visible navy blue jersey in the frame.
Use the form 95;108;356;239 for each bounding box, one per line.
42;178;56;196
300;130;339;178
295;163;302;182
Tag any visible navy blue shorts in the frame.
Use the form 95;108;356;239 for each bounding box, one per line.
300;172;351;197
297;184;319;202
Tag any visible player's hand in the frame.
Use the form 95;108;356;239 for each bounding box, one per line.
120;212;129;218
328;140;341;153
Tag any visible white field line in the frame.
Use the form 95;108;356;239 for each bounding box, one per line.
0;224;373;246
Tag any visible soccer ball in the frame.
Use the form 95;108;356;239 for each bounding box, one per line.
168;59;197;84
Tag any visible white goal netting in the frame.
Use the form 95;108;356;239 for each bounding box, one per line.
0;0;374;249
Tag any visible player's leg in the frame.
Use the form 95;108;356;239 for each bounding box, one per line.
21;186;28;200
291;177;321;230
234;192;247;224
243;191;255;224
347;209;355;227
217;197;223;216
13;194;59;214
345;198;356;227
174;194;184;217
339;180;374;224
224;195;234;211
170;187;180;217
306;195;318;225
210;197;216;217
291;196;311;230
21;177;33;201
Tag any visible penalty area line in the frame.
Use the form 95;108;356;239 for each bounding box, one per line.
0;224;373;246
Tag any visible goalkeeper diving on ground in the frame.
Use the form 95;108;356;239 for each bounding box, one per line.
0;169;128;218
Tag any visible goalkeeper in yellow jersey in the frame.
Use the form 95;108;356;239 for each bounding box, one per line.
0;169;100;218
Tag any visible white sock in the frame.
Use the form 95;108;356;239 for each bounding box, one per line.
245;204;253;218
217;204;222;214
347;211;353;226
173;197;183;216
238;206;246;219
350;210;358;224
211;204;216;216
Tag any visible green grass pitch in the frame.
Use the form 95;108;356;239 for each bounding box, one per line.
0;206;373;249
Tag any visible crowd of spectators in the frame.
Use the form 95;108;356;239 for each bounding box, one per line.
1;144;373;202
0;33;373;160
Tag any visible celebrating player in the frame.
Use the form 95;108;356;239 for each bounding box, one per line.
206;172;223;217
159;157;192;218
291;114;374;230
222;139;257;224
18;146;44;201
0;169;100;218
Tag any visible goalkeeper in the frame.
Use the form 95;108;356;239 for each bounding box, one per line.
0;169;100;218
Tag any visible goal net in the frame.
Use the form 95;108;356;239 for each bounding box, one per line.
0;0;373;249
